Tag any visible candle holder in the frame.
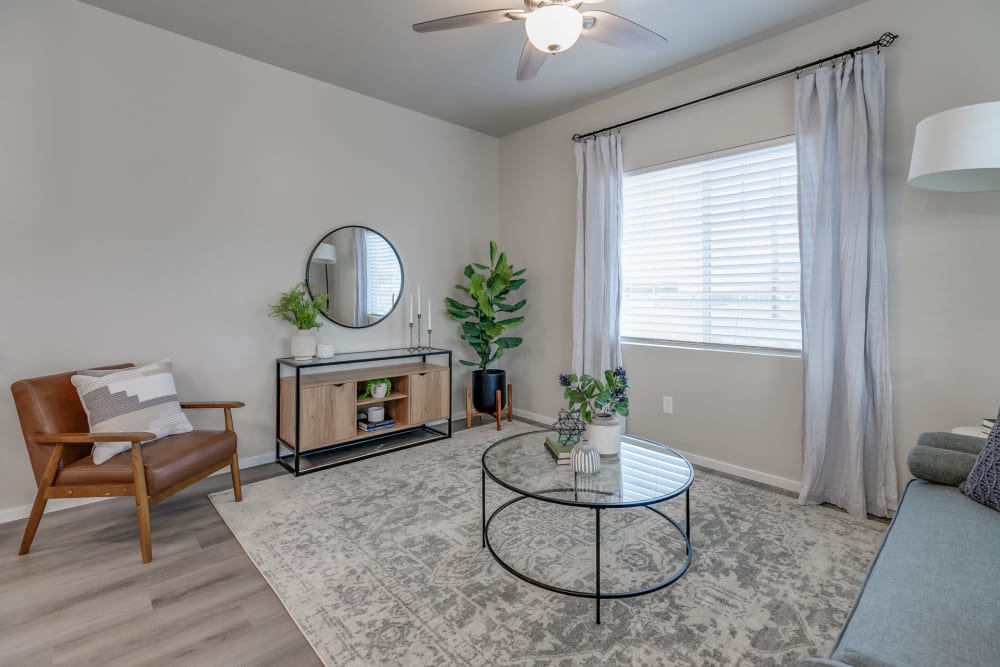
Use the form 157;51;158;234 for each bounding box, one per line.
408;322;415;351
427;329;433;350
417;313;423;350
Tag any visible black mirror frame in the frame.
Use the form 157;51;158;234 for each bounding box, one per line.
305;225;405;329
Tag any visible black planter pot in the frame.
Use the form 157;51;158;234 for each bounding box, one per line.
472;369;507;414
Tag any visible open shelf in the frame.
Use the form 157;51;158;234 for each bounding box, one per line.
355;421;413;438
356;393;408;407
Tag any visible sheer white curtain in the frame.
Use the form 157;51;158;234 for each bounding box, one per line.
572;131;623;376
796;53;898;518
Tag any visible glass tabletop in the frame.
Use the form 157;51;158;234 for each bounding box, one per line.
482;430;694;508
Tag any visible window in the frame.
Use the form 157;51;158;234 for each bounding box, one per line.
364;231;401;320
621;140;801;352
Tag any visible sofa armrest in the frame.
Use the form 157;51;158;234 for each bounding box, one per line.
916;431;984;455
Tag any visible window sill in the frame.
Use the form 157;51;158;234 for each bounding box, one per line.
622;339;802;359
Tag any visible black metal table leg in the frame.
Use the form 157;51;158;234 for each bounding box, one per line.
686;489;691;545
481;469;486;548
595;507;602;624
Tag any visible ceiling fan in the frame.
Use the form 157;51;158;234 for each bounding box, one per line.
413;1;668;81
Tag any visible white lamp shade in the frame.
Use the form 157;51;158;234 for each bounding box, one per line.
908;101;1000;192
313;243;337;264
525;5;583;54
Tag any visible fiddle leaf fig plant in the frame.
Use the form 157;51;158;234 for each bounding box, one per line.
268;281;326;331
445;241;526;370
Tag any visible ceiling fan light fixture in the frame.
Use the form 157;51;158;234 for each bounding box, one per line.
525;4;583;54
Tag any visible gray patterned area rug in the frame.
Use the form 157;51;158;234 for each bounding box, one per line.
210;422;885;666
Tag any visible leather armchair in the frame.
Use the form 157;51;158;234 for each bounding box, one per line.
11;363;244;563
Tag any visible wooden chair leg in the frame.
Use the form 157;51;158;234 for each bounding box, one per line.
131;442;153;564
230;453;243;502
507;383;514;423
19;444;62;556
466;387;473;429
19;490;48;556
495;389;502;430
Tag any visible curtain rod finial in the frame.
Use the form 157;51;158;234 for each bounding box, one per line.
878;32;898;48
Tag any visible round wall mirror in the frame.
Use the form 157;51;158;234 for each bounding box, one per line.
306;226;403;328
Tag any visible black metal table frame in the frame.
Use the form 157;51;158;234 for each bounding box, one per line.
481;436;693;624
275;348;452;476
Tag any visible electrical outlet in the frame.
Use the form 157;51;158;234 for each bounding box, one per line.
662;396;673;414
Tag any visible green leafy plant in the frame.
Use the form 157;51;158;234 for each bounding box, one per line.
445;241;526;370
268;281;326;331
558;367;630;423
359;378;391;399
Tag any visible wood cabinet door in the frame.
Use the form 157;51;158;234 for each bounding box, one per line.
300;381;356;450
408;370;449;424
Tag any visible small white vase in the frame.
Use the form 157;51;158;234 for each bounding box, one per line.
372;383;388;398
588;415;622;456
290;329;316;360
571;441;601;474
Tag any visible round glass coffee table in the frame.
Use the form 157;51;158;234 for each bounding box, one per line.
481;430;694;624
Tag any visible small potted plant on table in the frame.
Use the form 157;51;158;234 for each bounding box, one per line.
269;281;326;360
559;367;630;456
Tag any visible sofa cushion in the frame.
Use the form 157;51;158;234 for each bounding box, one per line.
907;445;979;487
961;417;1000;511
829;481;1000;666
54;430;236;494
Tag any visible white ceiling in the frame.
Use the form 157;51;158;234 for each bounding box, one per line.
79;0;866;137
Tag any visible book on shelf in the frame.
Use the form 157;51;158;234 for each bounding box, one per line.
982;417;996;434
544;435;573;464
358;418;396;432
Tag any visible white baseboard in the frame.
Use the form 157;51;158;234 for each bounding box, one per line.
513;408;801;493
0;451;277;526
674;450;801;493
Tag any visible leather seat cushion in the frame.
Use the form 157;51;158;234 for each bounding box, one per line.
55;430;236;494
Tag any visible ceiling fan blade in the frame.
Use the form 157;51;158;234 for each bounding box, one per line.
581;10;667;50
516;40;548;81
413;9;525;33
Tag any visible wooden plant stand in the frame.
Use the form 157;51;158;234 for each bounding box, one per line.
466;384;513;431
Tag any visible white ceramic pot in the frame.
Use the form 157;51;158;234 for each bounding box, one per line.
588;415;622;456
290;329;316;360
571;441;601;474
316;343;334;359
372;383;389;398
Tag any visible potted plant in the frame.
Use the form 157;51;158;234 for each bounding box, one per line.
559;367;630;456
269;281;326;360
446;241;526;415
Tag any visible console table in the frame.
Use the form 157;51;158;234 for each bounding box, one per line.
275;348;452;475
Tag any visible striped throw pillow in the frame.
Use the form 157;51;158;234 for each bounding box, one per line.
71;360;193;464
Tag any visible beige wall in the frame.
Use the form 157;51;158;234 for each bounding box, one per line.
0;0;498;517
500;0;1000;491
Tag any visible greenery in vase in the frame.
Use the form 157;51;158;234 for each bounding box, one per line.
268;281;326;331
359;378;391;399
558;367;630;423
445;241;526;370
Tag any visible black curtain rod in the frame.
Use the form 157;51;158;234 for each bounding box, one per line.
572;31;899;142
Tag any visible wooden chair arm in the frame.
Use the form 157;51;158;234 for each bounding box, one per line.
180;401;245;409
30;432;154;445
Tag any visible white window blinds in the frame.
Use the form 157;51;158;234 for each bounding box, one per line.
365;231;401;320
621;140;801;351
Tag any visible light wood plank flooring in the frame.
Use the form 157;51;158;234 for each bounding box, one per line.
0;417;506;666
0;460;321;667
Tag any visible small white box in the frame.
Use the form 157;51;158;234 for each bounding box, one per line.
367;406;385;423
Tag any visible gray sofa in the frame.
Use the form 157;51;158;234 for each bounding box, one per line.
801;432;1000;667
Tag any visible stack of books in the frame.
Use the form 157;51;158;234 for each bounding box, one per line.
358;418;396;432
982;417;996;435
544;435;573;465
